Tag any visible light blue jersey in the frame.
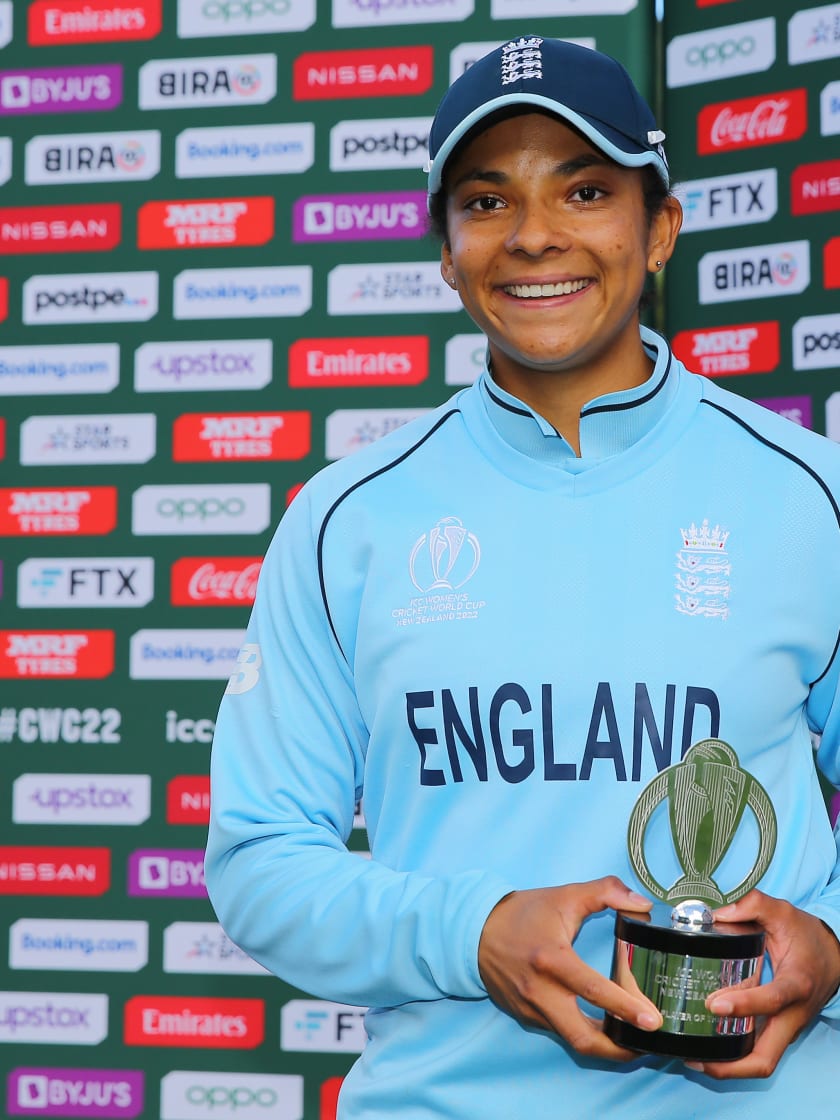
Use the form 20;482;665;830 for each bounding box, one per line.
206;328;840;1118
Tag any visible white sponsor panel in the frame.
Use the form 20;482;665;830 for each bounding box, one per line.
135;339;272;393
827;393;840;441
789;4;840;64
333;0;473;27
449;39;594;82
139;53;277;109
445;333;486;385
20;413;156;466
163;921;269;975
174;266;311;319
179;0;315;35
23;271;158;325
132;483;271;535
492;0;634;12
0;136;10;185
176;122;314;178
667;18;776;88
793;313;840;370
822;80;840;135
698;240;810;304
675;168;777;233
326;407;429;459
328;262;462;315
13;774;151;825
0;343;119;396
330;116;431;171
0;992;108;1044
281;999;367;1052
10;918;148;972
129;629;246;680
25;130;161;185
0;2;11;49
161;1071;303;1120
17;557;154;608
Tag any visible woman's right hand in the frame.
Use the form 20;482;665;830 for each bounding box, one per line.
477;878;663;1060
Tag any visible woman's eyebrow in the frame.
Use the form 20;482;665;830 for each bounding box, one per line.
450;153;614;191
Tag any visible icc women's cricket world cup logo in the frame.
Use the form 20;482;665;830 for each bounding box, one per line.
627;739;777;909
409;516;480;593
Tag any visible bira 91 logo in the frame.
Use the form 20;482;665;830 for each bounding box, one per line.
672;321;780;377
28;0;162;44
791;158;840;216
8;1067;144;1119
124;995;264;1048
166;775;211;824
0;631;115;679
137;196;274;249
294;46;433;100
0;487;117;536
289;336;428;387
698;88;807;153
170;556;262;606
0;845;111;896
0;203;121;255
172;412;311;461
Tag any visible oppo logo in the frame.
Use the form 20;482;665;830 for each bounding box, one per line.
203;0;291;15
687;36;754;66
186;1084;277;1107
160;1070;302;1120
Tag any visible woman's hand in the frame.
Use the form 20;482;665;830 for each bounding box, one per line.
685;890;840;1080
477;877;663;1060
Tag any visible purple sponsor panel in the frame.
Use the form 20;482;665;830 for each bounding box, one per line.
753;394;813;430
8;1068;143;1118
0;66;123;116
127;848;207;898
831;791;840;829
293;190;427;242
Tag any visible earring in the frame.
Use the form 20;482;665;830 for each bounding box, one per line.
448;277;457;289
655;260;663;270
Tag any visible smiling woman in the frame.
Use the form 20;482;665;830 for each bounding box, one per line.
206;32;840;1120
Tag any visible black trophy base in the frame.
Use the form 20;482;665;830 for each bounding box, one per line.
604;1015;755;1061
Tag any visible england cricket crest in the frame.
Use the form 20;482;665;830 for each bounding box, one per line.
675;519;731;619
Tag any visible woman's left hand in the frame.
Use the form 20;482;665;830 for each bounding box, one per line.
684;889;840;1080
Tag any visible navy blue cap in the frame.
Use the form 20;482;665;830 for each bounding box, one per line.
427;35;669;196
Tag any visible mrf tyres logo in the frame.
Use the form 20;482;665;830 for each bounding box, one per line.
0;487;117;536
139;54;276;109
672;321;780;377
9;1067;144;1118
698;240;810;304
172;412;311;462
137;197;274;249
0;631;115;679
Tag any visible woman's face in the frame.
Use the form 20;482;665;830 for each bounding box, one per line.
440;112;681;399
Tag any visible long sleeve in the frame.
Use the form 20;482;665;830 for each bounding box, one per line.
204;483;513;1008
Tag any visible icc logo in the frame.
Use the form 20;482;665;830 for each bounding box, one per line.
409;516;480;592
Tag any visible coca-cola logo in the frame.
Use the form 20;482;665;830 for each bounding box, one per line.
698;89;807;154
170;557;262;606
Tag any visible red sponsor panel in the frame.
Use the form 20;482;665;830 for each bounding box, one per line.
28;0;162;44
0;203;121;254
321;1078;344;1120
294;46;433;100
0;630;115;679
792;160;840;216
167;775;211;824
697;0;737;5
0;419;5;460
171;556;262;606
137;197;274;250
287;483;304;506
0;845;111;895
672;322;780;378
826;238;840;289
0;486;117;536
289;336;429;388
698;89;807;155
124;995;264;1048
173;412;311;462
0;277;8;321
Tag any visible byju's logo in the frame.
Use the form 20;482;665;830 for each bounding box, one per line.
293;191;425;242
667;18;776;88
128;849;207;897
25;130;161;184
9;1067;144;1118
698;240;810;304
139;54;276;109
0;65;122;115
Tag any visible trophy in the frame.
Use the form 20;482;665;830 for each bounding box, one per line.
604;738;777;1061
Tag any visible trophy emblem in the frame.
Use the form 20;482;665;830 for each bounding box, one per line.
604;739;778;1061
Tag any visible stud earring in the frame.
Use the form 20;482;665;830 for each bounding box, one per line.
655;260;663;270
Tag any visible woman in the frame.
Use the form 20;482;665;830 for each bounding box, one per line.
206;35;840;1118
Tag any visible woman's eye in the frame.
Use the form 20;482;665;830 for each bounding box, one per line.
574;185;605;203
468;195;503;212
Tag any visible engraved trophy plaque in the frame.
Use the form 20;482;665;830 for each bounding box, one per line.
604;739;777;1061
